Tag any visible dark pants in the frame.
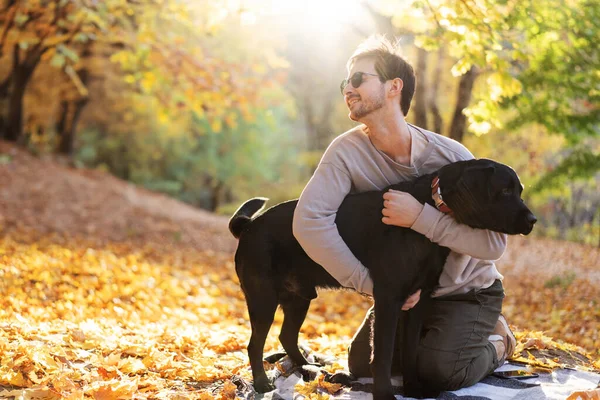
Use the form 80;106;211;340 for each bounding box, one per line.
348;279;504;391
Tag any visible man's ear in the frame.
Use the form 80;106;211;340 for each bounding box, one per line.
388;78;403;96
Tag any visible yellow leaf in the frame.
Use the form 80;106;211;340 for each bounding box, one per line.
210;119;222;133
88;380;137;400
0;370;28;386
118;357;146;374
218;381;237;399
566;389;600;400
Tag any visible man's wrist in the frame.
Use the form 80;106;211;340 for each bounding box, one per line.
410;203;440;236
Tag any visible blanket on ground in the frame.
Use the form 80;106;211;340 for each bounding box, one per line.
237;352;600;400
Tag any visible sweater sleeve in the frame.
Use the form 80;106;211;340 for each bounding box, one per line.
292;162;374;295
411;203;507;261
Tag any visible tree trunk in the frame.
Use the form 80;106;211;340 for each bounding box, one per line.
57;62;91;155
1;45;43;142
302;91;334;152
449;66;479;143
303;94;318;151
413;47;428;129
0;77;9;137
429;47;444;134
57;97;88;155
205;179;225;212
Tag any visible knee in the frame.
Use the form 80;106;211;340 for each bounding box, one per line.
416;349;459;391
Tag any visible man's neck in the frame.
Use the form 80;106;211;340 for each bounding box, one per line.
364;113;412;166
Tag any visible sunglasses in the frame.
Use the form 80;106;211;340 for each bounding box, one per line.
340;72;380;94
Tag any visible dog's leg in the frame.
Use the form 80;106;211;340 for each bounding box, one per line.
279;297;312;366
402;300;426;398
281;297;324;382
245;287;279;393
371;294;402;400
403;297;441;399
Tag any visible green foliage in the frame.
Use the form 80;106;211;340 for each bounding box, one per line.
75;90;300;211
391;0;600;194
501;0;600;144
544;272;577;289
532;147;600;193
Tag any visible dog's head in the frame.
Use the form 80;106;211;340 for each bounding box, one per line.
438;159;537;235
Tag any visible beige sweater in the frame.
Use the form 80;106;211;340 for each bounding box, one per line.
292;124;506;297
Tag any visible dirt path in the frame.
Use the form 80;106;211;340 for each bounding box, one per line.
0;140;235;253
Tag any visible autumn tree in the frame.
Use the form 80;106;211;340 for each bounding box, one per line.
72;4;297;211
0;0;88;143
373;0;598;174
0;0;283;154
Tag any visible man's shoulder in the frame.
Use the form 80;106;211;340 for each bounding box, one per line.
329;125;369;147
417;126;474;161
323;125;370;157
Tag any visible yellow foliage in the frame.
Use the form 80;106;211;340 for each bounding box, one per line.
0;231;598;399
567;389;600;400
487;72;524;102
294;373;342;398
210;119;223;133
218;381;237;399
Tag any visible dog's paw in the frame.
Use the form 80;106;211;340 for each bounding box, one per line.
324;370;355;386
253;378;276;394
298;363;321;381
264;352;287;364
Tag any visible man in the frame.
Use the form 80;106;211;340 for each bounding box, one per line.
292;35;516;390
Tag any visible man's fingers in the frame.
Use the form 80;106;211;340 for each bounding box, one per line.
401;290;422;310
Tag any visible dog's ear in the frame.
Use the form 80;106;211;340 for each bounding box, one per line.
467;163;496;197
438;160;472;191
439;160;494;190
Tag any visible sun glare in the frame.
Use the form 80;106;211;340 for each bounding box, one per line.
239;0;365;35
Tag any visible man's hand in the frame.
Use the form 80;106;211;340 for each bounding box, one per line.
382;189;424;227
402;289;421;310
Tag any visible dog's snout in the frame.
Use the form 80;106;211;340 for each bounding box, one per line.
526;213;537;227
518;211;537;235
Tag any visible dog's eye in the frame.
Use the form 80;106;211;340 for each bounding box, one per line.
501;188;512;196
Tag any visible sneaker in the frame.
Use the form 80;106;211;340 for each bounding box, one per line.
489;314;516;365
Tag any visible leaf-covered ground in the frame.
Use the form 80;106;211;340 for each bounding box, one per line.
1;229;598;399
1;141;599;399
0;231;368;399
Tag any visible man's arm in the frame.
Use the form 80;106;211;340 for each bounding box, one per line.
383;191;507;260
411;203;507;260
292;161;374;295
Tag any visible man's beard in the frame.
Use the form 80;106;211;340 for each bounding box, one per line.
349;88;385;121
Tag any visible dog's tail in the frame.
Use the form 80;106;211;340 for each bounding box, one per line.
228;197;269;239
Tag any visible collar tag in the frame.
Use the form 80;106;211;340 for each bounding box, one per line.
431;176;453;214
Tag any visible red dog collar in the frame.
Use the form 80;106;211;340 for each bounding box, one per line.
431;176;453;214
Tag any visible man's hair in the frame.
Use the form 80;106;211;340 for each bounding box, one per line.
347;35;416;116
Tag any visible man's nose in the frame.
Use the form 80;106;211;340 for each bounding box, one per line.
343;83;354;97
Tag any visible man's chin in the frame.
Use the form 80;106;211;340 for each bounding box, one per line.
348;111;361;122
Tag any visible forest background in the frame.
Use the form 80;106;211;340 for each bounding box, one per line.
0;0;598;245
1;1;600;398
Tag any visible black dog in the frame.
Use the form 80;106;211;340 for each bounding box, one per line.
229;159;536;400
